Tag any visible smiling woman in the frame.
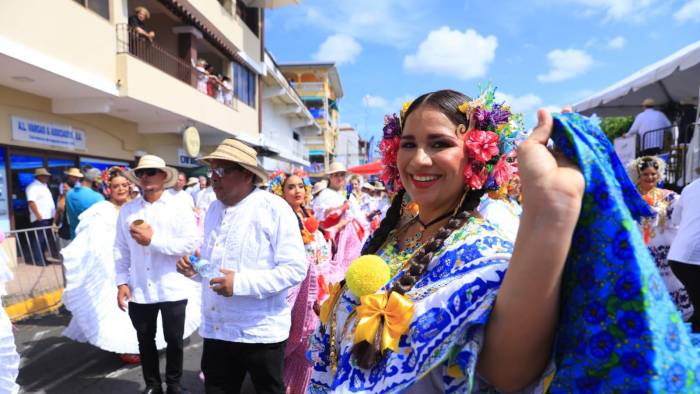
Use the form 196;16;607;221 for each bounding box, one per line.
307;86;586;392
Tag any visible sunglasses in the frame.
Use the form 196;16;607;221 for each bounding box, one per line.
207;164;243;178
134;168;163;178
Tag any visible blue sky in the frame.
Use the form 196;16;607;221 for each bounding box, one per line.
265;0;700;142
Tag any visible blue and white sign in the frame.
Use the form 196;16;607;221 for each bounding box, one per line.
11;116;86;151
178;148;201;168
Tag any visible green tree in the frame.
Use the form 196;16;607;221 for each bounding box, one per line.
599;116;634;141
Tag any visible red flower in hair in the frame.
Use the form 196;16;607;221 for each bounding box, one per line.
464;129;499;162
379;136;402;191
463;161;488;190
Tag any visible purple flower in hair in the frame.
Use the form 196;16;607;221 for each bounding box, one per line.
489;103;511;126
383;114;401;138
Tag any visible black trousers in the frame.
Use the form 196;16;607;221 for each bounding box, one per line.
201;338;286;394
670;260;700;332
128;300;187;388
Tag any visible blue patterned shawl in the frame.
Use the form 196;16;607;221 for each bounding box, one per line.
549;113;700;392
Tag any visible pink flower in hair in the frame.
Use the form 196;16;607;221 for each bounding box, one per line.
464;129;499;163
463;161;488;190
491;154;516;186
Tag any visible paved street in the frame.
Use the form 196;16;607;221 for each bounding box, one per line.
13;309;254;394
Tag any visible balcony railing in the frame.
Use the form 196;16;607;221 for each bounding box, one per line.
292;82;324;93
116;24;238;111
116;24;193;85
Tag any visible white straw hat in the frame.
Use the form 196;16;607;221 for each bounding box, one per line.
325;162;347;176
186;177;199;186
34;168;51;177
64;168;84;178
311;179;328;196
201;138;268;183
125;155;178;188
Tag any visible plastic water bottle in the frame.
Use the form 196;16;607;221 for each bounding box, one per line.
189;255;219;280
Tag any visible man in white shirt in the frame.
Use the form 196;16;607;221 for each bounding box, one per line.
176;139;306;394
624;98;672;155
669;178;700;332
25;167;57;265
168;172;195;209
115;155;200;394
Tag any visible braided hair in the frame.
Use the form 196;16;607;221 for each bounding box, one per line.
352;89;488;369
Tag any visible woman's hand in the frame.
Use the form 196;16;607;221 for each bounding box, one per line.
518;109;585;220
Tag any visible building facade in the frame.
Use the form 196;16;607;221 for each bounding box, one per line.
260;51;318;172
279;62;343;174
335;124;361;168
0;0;290;231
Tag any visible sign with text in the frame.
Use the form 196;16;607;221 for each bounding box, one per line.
178;148;200;168
11;116;86;151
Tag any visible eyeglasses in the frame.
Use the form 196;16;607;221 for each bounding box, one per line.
134;168;163;178
207;165;242;178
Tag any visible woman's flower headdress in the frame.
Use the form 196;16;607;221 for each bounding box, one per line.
625;156;666;185
379;84;526;192
268;169;313;205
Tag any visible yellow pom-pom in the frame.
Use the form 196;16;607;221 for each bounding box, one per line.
345;255;391;298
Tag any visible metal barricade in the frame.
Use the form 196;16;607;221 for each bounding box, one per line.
3;226;65;309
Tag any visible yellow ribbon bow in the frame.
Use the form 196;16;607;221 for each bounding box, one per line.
320;282;343;325
353;292;415;354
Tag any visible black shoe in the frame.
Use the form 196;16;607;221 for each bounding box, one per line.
142;386;163;394
166;385;190;394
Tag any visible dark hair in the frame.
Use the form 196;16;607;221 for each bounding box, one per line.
107;167;127;183
353;89;487;369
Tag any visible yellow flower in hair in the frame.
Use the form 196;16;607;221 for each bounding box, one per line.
458;101;470;114
401;100;413;116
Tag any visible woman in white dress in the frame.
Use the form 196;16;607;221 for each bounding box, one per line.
61;168;201;363
0;231;20;394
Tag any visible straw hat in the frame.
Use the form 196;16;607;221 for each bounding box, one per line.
361;182;375;191
201;138;268;183
64;168;84;178
125;155;178;188
311;179;328;196
34;168;51;177
372;181;386;191
186;177;199;187
325;162;347;176
642;98;656;107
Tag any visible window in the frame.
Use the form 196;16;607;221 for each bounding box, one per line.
232;61;257;108
235;1;260;36
73;0;110;20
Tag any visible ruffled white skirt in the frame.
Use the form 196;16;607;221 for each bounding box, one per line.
61;202;201;354
0;250;20;394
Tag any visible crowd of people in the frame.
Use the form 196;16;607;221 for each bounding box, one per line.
3;87;700;394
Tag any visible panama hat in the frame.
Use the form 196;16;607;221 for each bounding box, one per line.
64;168;84;178
361;182;375;191
325;162;347;176
34;168;51;177
125;155;178;188
311;179;328;196
186;177;199;187
372;181;386;191
201;138;268;183
642;98;656;107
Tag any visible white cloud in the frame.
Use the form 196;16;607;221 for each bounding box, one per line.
302;0;425;47
607;36;626;49
548;0;661;22
362;95;389;109
537;49;593;83
674;0;700;22
312;34;362;66
403;27;498;80
494;92;543;115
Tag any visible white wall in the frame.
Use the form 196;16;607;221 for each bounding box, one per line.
336;129;360;167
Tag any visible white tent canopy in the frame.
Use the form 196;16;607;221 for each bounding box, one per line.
574;41;700;117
